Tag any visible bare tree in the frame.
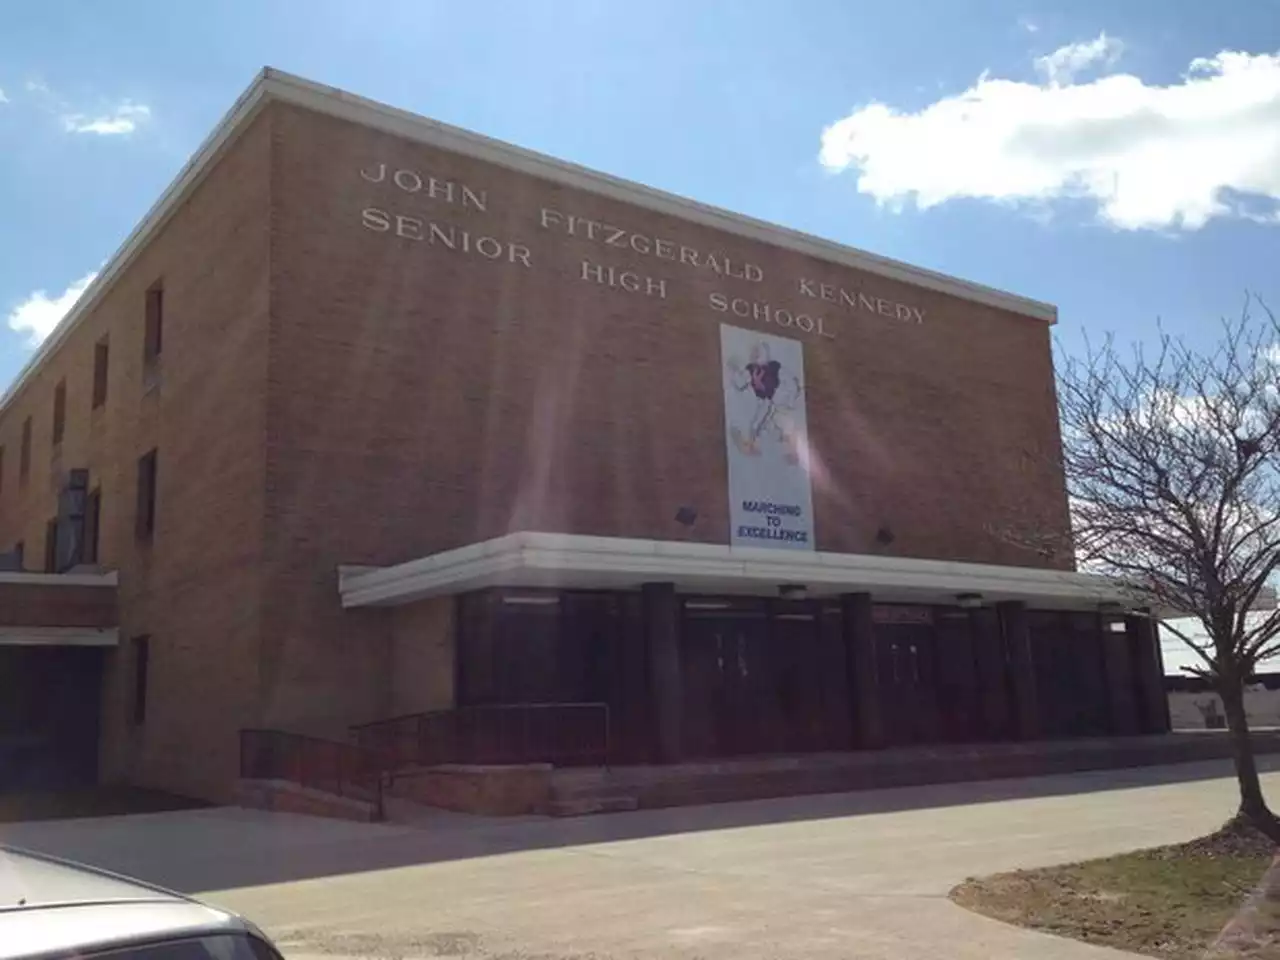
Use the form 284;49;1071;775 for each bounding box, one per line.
1050;296;1280;839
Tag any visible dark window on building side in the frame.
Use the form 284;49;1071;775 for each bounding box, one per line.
13;541;22;569
136;449;157;540
84;486;101;564
52;379;66;445
44;517;58;573
0;445;6;494
144;284;163;364
93;338;110;408
19;417;31;486
131;635;150;725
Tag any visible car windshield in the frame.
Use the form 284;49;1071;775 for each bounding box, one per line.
86;934;280;960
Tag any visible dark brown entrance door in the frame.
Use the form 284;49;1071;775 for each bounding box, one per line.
875;622;941;746
769;608;850;752
679;601;850;759
933;611;982;743
680;605;771;757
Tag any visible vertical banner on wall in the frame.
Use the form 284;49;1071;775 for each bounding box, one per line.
720;323;815;550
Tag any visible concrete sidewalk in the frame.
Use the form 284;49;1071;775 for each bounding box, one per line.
8;756;1280;959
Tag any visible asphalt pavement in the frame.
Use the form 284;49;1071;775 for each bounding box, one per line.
8;755;1280;959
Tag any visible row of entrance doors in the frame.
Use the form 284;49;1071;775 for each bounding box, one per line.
452;588;1138;764
679;607;959;756
677;605;1119;758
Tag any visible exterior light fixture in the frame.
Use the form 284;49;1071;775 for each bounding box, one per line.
500;594;560;606
955;592;984;609
778;584;808;600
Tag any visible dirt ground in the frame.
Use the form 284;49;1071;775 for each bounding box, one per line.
951;820;1280;959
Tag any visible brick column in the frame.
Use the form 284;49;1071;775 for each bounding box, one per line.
841;592;884;748
642;582;683;762
970;606;1012;740
1126;612;1170;734
999;601;1039;740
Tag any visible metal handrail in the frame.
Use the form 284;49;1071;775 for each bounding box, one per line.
350;702;611;769
239;728;394;818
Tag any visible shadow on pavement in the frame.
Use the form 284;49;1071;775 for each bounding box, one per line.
3;754;1278;896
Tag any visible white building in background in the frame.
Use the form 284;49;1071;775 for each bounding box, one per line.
1163;607;1280;730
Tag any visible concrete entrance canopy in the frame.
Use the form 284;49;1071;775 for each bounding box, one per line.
0;626;117;646
0;571;119;642
0;570;118;791
337;531;1145;613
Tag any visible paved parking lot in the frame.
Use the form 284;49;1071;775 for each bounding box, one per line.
7;756;1280;959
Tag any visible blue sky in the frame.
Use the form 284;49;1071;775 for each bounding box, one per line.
3;0;1279;671
3;0;1278;370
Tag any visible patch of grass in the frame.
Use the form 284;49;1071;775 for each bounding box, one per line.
0;785;209;823
951;821;1279;960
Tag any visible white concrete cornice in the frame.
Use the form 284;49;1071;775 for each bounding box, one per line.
0;626;118;647
1;66;1056;421
0;570;118;587
339;531;1145;613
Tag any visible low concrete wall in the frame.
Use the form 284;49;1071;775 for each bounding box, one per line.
235;779;377;822
390;764;552;816
553;732;1280;812
1170;689;1280;730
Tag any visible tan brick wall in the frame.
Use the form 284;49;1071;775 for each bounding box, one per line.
388;597;455;717
390;765;551;816
264;104;1070;573
236;778;376;822
0;582;115;626
0;92;1074;803
0;110;274;802
249;100;1070;748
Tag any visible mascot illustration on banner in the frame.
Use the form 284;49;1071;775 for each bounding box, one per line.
725;339;804;466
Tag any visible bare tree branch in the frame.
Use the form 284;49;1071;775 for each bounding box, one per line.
999;295;1280;834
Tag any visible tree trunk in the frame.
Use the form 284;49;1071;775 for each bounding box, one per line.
1219;676;1280;842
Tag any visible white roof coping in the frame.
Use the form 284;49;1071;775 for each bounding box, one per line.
0;570;118;587
0;626;118;647
0;67;1056;418
338;531;1154;614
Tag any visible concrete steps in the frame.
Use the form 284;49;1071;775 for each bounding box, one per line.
547;793;639;817
545;732;1280;815
246;731;1280;823
546;770;639;817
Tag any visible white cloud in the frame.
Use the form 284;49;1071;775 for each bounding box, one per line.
63;101;150;136
0;88;8;104
6;272;98;347
1019;18;1040;35
1034;32;1124;85
819;44;1280;231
